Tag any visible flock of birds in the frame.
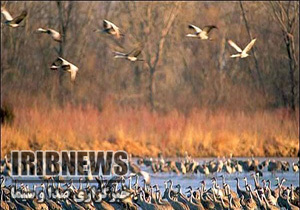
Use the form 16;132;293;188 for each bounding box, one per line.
1;153;298;182
2;6;257;82
1;172;299;210
1;154;299;209
132;154;299;176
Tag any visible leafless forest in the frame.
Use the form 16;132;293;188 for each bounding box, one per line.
1;1;299;157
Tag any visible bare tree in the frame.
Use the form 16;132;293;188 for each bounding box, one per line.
239;1;266;95
56;1;73;104
143;3;181;111
269;1;299;112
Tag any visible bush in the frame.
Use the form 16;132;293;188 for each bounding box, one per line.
1;105;15;125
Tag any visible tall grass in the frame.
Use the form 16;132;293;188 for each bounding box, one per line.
1;100;299;158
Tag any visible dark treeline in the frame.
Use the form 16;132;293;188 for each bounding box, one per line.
1;1;299;114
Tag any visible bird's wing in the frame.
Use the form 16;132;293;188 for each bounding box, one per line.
58;57;72;66
47;28;57;34
131;49;142;57
12;11;27;24
52;57;64;66
107;20;120;37
230;54;241;58
113;51;127;56
202;25;217;34
62;64;71;71
1;7;13;21
103;19;113;29
228;40;242;53
70;70;77;82
188;24;202;33
103;20;109;29
186;34;198;38
242;38;256;54
48;29;61;38
138;171;151;185
110;21;119;32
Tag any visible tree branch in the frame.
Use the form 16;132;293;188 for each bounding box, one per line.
239;1;265;95
152;2;181;70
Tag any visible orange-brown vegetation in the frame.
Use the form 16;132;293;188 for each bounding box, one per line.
2;96;298;158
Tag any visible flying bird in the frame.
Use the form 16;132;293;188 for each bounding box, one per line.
50;57;79;82
228;38;257;58
186;24;218;40
113;48;144;62
95;19;123;39
1;7;27;28
37;28;62;42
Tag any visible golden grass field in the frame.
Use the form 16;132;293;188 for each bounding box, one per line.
1;97;298;158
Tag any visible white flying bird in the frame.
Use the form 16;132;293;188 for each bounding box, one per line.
95;19;123;39
1;7;27;28
37;28;62;42
50;57;79;82
113;48;144;62
228;38;257;58
186;24;218;40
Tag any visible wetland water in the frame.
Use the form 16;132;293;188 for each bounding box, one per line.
140;157;300;191
3;157;299;191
